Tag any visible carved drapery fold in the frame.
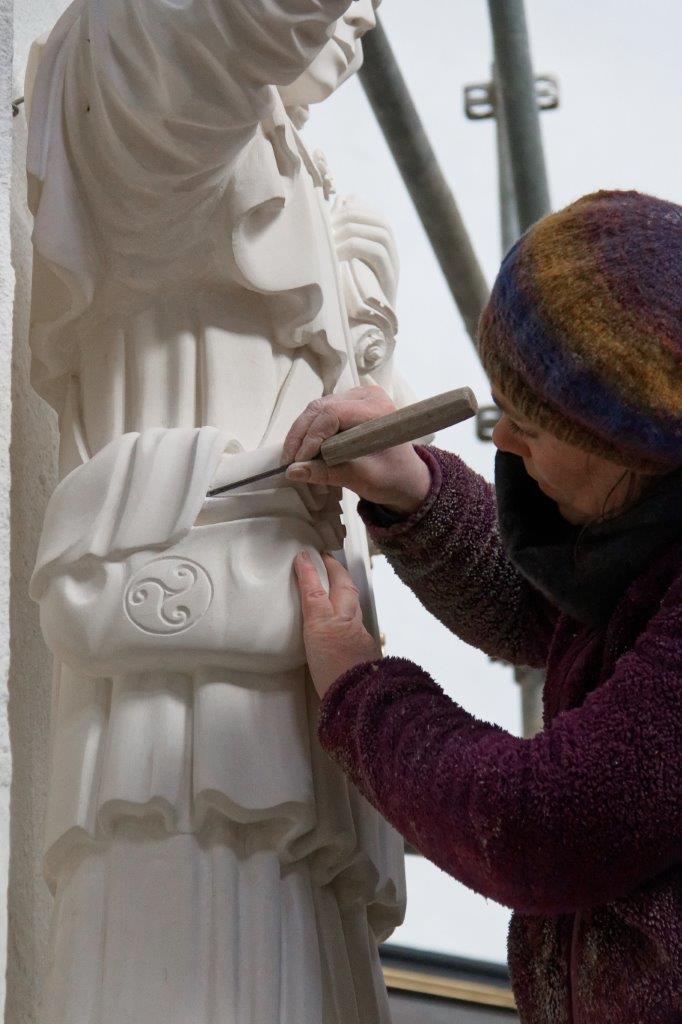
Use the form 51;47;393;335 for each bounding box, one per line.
26;0;352;414
26;1;405;1021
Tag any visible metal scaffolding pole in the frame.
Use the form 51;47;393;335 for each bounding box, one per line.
487;0;551;231
488;0;550;737
492;63;521;254
359;17;490;344
360;7;552;737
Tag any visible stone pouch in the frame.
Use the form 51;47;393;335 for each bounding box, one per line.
31;429;344;677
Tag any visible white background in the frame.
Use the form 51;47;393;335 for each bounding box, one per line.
310;0;682;964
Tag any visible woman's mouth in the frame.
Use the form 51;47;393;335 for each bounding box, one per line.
528;472;558;499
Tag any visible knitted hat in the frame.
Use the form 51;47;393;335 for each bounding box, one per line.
477;190;682;471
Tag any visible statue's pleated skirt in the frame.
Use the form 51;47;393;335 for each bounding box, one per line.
39;664;405;1024
41;821;392;1024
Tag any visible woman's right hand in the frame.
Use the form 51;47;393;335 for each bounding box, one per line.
282;386;432;514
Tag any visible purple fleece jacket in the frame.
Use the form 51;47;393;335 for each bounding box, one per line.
318;446;682;1024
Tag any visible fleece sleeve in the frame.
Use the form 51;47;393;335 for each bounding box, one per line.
318;570;682;916
360;446;560;668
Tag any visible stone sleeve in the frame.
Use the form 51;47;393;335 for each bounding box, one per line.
43;0;351;263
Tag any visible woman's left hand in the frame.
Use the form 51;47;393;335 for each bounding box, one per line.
294;551;382;699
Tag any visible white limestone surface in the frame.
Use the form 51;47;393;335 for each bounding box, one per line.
0;0;14;1006
16;2;406;1022
6;1;64;1020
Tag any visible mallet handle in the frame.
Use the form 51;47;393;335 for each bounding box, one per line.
320;387;478;466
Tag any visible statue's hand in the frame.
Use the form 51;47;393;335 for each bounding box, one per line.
332;196;400;304
282;385;432;514
294;551;381;699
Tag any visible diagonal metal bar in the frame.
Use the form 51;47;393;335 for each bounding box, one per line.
359;17;490;345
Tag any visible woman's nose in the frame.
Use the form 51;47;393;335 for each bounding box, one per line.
346;0;377;35
492;416;530;458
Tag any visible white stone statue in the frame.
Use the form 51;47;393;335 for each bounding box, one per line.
333;194;419;409
25;1;408;1021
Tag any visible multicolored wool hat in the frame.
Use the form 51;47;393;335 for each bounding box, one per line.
477;190;682;471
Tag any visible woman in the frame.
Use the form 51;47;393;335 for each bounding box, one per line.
283;190;682;1023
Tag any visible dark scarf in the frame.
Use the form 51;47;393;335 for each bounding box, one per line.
495;451;682;625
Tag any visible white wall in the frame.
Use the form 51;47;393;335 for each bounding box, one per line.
1;0;15;1006
7;1;63;1020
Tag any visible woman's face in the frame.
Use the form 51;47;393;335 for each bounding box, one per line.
490;386;654;525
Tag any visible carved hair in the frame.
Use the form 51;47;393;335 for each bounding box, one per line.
340;257;398;340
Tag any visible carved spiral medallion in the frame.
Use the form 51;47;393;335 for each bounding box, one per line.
124;557;213;636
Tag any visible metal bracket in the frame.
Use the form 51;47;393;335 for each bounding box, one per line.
463;74;559;120
534;75;560;112
463;83;496;121
475;405;502;442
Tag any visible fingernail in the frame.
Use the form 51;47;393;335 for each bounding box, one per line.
287;465;311;482
298;550;310;562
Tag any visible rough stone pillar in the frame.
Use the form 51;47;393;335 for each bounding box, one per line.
5;3;63;1019
1;0;15;1007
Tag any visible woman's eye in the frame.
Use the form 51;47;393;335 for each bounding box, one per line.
507;418;539;440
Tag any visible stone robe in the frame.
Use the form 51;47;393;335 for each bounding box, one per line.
26;1;405;1021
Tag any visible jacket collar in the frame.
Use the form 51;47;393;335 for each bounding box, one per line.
495;451;682;626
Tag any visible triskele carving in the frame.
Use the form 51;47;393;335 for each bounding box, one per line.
26;2;406;1023
124;557;214;636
